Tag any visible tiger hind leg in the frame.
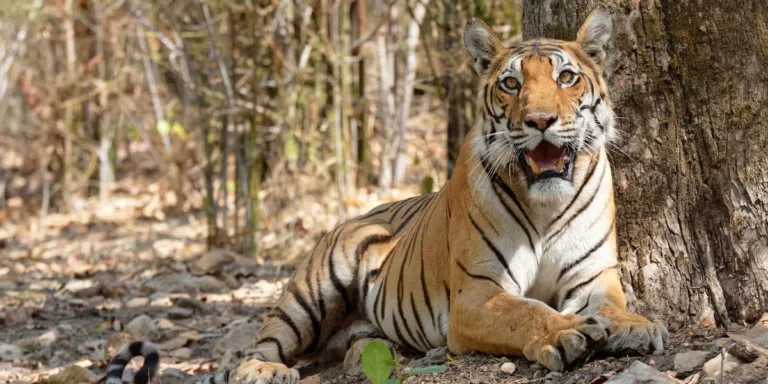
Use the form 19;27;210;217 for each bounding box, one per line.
214;225;377;383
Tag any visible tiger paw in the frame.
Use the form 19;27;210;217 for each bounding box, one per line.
228;359;300;384
524;315;610;372
604;311;668;356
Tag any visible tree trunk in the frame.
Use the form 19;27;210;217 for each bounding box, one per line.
392;0;429;185
522;0;768;329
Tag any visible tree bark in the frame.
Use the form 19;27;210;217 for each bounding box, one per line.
523;0;768;329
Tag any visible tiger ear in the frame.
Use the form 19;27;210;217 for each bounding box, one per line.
576;9;613;67
464;18;501;76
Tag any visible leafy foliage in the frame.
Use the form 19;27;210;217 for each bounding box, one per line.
361;340;448;384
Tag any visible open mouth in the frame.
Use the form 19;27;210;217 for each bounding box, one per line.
519;141;575;185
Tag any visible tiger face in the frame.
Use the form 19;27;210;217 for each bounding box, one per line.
464;10;615;200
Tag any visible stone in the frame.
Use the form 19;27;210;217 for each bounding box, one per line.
702;352;741;377
166;307;193;319
755;333;768;350
500;362;517;375
159;367;191;384
143;273;228;294
728;339;768;363
125;314;159;340
46;365;99;384
61;279;102;297
545;371;563;379
674;350;712;372
16;330;57;348
158;337;188;351
343;338;395;376
174;297;205;311
192;248;239;274
155;318;175;329
299;374;322;384
605;361;678;384
0;343;23;361
125;297;150;308
212;321;262;357
170;347;193;359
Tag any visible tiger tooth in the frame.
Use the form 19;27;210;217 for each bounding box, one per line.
556;158;565;172
526;156;541;174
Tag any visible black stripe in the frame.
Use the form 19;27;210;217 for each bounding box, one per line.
469;214;520;290
410;293;432;350
545;158;606;249
444;283;451;312
360;268;378;311
257;337;287;363
392;312;418;351
547;155;601;230
455;260;503;289
328;246;352;317
274;307;303;346
481;158;537;236
128;341;144;356
561;267;613;307
392;194;432;236
291;288;322;354
490;184;534;250
558;229;613;281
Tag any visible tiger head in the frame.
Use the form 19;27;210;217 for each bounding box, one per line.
463;10;615;201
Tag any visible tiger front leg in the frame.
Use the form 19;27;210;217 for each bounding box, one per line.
561;268;669;356
447;280;610;372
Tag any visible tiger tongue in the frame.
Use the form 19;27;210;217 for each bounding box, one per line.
525;141;566;173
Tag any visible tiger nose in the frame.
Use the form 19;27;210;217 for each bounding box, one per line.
524;113;558;131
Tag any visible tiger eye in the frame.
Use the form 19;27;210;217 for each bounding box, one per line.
558;70;576;84
502;77;520;90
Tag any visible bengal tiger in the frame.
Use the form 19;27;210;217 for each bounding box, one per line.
107;9;669;384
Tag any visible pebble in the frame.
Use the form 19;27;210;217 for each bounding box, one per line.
702;352;741;377
605;361;677;383
500;362;517;375
125;297;150;308
166;307;193;319
125;315;159;340
674;350;711;372
170;347;193;359
0;343;23;361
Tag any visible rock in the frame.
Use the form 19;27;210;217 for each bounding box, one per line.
166;307;193;319
61;279;102;297
545;372;563;380
343;338;395;376
728;339;768;363
125;315;159;340
180;330;204;341
155;318;175;329
0;343;23;361
158;337;188;351
212;321;262;357
192;248;239;274
16;330;57;348
702;352;741;377
409;347;449;368
125;297;150;308
755;333;768;350
605;361;678;384
143;273;228;294
160;367;191;384
714;338;735;349
170;347;193;359
77;340;106;361
674;350;711;372
500;362;517;375
174;297;205;311
46;365;99;384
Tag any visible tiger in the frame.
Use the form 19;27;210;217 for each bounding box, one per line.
106;9;669;384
